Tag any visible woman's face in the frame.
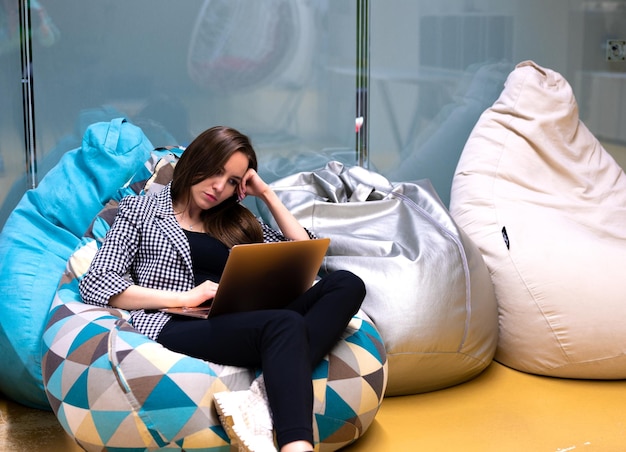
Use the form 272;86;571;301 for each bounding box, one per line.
189;151;249;211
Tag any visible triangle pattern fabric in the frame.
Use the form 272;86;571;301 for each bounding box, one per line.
44;272;387;451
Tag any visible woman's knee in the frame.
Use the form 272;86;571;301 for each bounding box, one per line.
327;270;366;299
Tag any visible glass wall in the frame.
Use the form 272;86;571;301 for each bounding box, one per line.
368;0;626;206
1;1;625;228
0;0;359;226
0;0;27;226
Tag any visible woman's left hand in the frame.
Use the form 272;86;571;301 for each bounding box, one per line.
239;168;310;241
238;168;269;201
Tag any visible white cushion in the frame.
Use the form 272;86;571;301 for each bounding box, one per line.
450;60;626;378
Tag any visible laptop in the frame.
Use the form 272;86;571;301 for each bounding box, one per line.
160;238;330;319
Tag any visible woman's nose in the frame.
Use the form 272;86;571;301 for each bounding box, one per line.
213;176;227;192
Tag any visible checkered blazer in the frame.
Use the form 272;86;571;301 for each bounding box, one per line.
79;183;311;340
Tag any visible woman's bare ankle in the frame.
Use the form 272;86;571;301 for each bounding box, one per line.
280;440;314;452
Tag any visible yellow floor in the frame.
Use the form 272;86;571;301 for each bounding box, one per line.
2;361;626;451
346;362;626;452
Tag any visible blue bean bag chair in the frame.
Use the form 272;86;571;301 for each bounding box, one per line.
1;118;388;450
0;118;154;408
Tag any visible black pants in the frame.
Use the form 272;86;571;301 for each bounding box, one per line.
158;270;365;448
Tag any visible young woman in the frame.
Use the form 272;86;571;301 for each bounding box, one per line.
79;126;366;452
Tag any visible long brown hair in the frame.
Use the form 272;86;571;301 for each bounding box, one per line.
171;126;264;248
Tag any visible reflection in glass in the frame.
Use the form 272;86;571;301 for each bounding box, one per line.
2;0;625;228
370;0;626;206
0;0;59;227
0;0;359;225
31;0;358;178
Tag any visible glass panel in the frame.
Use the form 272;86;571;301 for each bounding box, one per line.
370;0;626;207
0;0;27;229
4;0;626;228
19;0;356;218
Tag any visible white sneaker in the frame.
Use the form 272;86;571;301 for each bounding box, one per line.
214;377;276;452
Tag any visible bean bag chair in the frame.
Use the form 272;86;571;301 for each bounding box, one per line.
258;162;499;396
0;118;154;409
450;60;626;378
36;130;387;450
0;106;127;226
43;296;385;451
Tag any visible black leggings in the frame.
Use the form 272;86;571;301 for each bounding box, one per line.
157;270;365;448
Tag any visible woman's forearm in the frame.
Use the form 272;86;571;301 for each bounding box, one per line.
109;281;217;311
109;285;188;311
258;188;310;241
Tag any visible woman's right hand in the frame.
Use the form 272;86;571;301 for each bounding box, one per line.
185;280;219;307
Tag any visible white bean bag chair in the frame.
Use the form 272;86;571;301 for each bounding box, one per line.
450;60;626;378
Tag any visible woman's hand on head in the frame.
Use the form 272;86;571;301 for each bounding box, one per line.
237;167;310;241
238;168;269;201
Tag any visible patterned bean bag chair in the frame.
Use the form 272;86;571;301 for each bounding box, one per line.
34;120;387;450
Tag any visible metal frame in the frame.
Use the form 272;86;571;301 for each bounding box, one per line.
356;0;370;168
19;0;37;188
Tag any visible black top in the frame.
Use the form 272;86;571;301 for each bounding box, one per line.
183;230;229;286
